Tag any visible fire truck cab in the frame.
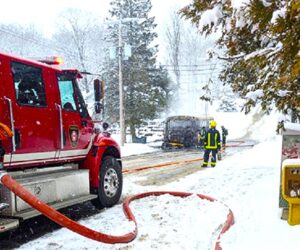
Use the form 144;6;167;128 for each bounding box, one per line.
0;52;122;233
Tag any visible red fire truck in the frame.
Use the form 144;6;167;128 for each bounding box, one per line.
0;52;123;233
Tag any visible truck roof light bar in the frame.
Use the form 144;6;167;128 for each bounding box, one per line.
34;56;64;65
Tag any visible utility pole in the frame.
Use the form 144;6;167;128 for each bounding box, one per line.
118;20;126;146
117;17;143;146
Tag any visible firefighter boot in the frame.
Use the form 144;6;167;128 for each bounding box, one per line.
201;162;208;168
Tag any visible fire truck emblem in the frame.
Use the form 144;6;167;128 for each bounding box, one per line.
69;126;79;148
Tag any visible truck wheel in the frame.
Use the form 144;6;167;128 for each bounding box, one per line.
91;156;123;209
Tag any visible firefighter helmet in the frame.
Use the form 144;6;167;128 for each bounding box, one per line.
209;120;217;128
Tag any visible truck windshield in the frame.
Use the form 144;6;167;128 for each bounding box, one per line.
168;120;193;128
57;73;89;118
58;80;77;111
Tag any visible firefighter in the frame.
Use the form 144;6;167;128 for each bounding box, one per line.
197;126;206;149
221;125;228;148
201;120;221;168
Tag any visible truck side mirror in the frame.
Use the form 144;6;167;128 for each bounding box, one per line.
94;79;104;114
94;79;104;101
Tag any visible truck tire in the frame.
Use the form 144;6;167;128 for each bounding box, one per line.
91;156;123;209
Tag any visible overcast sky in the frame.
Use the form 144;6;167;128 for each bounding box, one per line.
0;0;192;38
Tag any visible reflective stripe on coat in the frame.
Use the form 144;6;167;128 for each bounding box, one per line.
204;128;221;149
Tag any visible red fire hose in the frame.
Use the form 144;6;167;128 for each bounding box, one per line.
124;141;252;174
0;174;234;249
124;191;234;250
123;157;203;173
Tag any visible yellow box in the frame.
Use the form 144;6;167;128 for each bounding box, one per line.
281;160;300;225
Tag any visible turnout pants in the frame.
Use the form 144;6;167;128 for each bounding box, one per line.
203;148;217;167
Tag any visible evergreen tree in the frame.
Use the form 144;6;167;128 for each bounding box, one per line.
218;85;238;112
103;0;171;139
181;0;300;121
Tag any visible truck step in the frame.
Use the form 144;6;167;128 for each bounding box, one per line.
1;167;95;219
0;218;19;233
0;203;9;211
17;194;97;220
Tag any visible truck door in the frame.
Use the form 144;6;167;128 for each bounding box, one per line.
5;61;58;167
0;55;13;166
56;73;94;161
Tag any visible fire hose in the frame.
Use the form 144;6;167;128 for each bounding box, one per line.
123;141;250;174
0;122;13;141
123;157;203;173
0;173;234;250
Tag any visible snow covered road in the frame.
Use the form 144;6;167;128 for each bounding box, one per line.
5;135;300;250
15;136;296;250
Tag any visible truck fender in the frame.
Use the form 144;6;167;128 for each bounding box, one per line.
82;133;121;189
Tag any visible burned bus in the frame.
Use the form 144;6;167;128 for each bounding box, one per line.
162;115;213;149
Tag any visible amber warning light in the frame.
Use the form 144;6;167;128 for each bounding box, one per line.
36;56;64;65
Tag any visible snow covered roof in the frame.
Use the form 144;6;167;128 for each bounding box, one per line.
282;122;300;135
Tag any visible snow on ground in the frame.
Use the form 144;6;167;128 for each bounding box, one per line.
19;111;300;250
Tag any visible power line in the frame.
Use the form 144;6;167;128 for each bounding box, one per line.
0;26;223;78
0;27;77;58
0;26;103;67
163;64;222;67
167;68;222;72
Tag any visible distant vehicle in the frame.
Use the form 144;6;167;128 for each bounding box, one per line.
137;119;164;138
162;115;213;149
137;127;153;137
